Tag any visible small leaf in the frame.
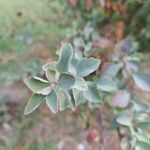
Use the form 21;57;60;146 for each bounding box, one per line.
56;88;69;111
125;60;139;73
56;43;73;73
102;63;123;78
46;90;58;113
91;32;100;42
132;98;150;113
24;77;50;94
73;77;88;91
83;84;101;103
84;42;92;51
111;91;130;108
137;122;150;130
73;37;85;47
24;94;45;115
116;114;131;126
58;73;75;90
73;89;86;106
77;58;100;77
42;62;57;71
96;77;117;92
65;90;75;109
135;141;150;150
46;69;56;82
68;57;79;75
135;133;150;144
133;73;150;92
120;36;132;53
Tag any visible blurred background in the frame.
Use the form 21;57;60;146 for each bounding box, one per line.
0;0;150;150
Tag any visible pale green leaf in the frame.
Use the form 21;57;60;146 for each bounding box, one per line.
96;77;117;92
77;58;100;77
24;94;45;115
102;63;123;78
83;84;101;103
24;77;50;94
56;43;73;73
46;69;56;82
58;73;75;90
42;61;57;71
68;57;79;75
73;37;85;47
116;114;131;126
133;73;150;92
135;133;150;144
46;90;58;113
73;77;88;91
73;89;86;107
125;60;139;73
56;87;69;111
135;141;150;150
137;122;150;130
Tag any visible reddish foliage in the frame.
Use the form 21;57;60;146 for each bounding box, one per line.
68;0;78;7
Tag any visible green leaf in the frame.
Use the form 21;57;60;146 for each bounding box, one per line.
137;122;150;130
77;58;100;77
133;73;150;92
125;60;139;73
68;57;79;75
24;94;45;115
24;77;50;94
73;37;85;47
58;73;75;90
64;90;75;110
102;63;123;78
135;133;150;144
83;84;101;103
46;69;56;82
56;43;73;73
116;114;131;126
135;141;150;150
42;61;57;71
46;90;58;113
96;76;117;92
73;89;86;106
73;77;88;91
56;88;69;111
132;98;150;113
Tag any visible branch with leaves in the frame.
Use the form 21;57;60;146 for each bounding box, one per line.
24;40;150;149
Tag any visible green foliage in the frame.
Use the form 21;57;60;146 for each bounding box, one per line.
56;43;73;73
21;1;150;149
133;73;150;92
58;73;75;90
77;58;100;77
24;94;45;115
96;76;117;92
46;90;58;113
24;39;150;149
24;43;101;114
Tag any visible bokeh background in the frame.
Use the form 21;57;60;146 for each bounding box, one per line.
0;0;150;150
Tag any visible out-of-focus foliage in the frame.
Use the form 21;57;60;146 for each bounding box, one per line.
0;0;150;150
0;0;73;86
